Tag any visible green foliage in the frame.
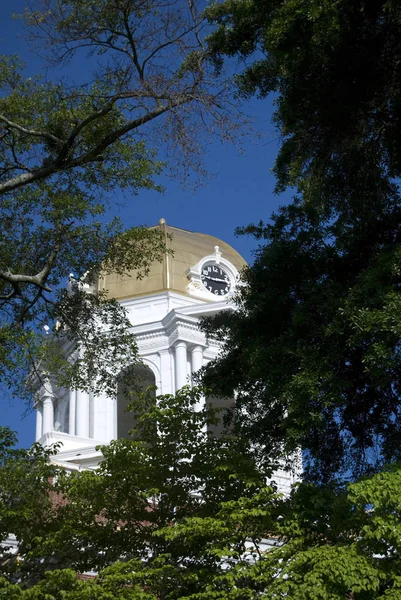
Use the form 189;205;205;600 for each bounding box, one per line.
18;387;271;578
207;0;401;206
255;466;401;599
204;0;401;483
0;567;153;599
2;402;401;599
204;2;401;593
0;0;243;399
0;387;281;597
203;198;401;481
0;427;59;582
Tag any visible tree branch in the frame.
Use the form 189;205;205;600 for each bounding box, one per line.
141;24;200;74
121;13;144;81
67;102;180;164
0;289;19;302
0;114;65;147
16;287;45;326
0;270;53;292
0;243;61;293
0;90;194;195
58;103;114;162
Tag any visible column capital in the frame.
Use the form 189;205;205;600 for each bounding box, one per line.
174;340;187;348
42;395;54;405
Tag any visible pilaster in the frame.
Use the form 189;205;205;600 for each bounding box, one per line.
76;390;90;438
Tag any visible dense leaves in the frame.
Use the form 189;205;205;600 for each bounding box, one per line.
1;401;401;599
203;199;401;481
203;0;401;482
0;428;59;582
207;0;401;207
0;388;279;593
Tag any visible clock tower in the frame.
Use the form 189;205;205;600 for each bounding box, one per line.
34;219;298;494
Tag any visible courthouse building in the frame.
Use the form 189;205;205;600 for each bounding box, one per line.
34;219;297;494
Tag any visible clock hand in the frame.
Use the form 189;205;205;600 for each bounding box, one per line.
202;275;229;283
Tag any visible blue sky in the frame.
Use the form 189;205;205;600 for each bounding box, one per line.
0;2;292;447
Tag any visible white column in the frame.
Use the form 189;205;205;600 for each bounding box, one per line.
42;396;54;435
35;403;43;440
191;345;205;413
76;389;90;438
175;341;187;391
89;392;94;438
106;395;117;442
191;346;204;380
113;396;118;440
159;350;174;394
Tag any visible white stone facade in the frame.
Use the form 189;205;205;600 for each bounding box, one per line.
35;261;239;470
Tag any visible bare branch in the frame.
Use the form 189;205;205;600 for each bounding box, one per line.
0;114;65;147
141;23;201;73
0;270;53;293
16;287;46;326
0;290;19;302
68;101;184;163
122;9;144;80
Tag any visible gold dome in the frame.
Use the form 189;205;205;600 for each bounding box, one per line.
98;220;247;301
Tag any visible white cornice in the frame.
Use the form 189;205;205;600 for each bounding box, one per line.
176;301;235;318
37;431;104;451
120;290;206;310
52;444;103;463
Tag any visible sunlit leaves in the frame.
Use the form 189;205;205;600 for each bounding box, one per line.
0;0;245;400
2;392;401;598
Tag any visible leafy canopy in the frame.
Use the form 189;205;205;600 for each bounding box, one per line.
1;391;401;599
203;0;401;482
207;0;401;208
203;198;401;482
0;0;244;399
0;388;279;593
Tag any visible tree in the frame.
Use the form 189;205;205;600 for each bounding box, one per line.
202;0;401;482
2;394;401;599
0;0;243;399
207;0;401;211
156;465;401;599
0;387;280;595
202;199;401;482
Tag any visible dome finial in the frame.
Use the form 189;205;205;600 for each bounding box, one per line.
214;245;222;263
159;217;166;228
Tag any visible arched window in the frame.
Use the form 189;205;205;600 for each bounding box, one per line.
117;364;156;439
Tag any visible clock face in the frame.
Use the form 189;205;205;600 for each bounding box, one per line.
201;262;232;296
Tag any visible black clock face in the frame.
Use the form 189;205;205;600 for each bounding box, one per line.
201;262;231;296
